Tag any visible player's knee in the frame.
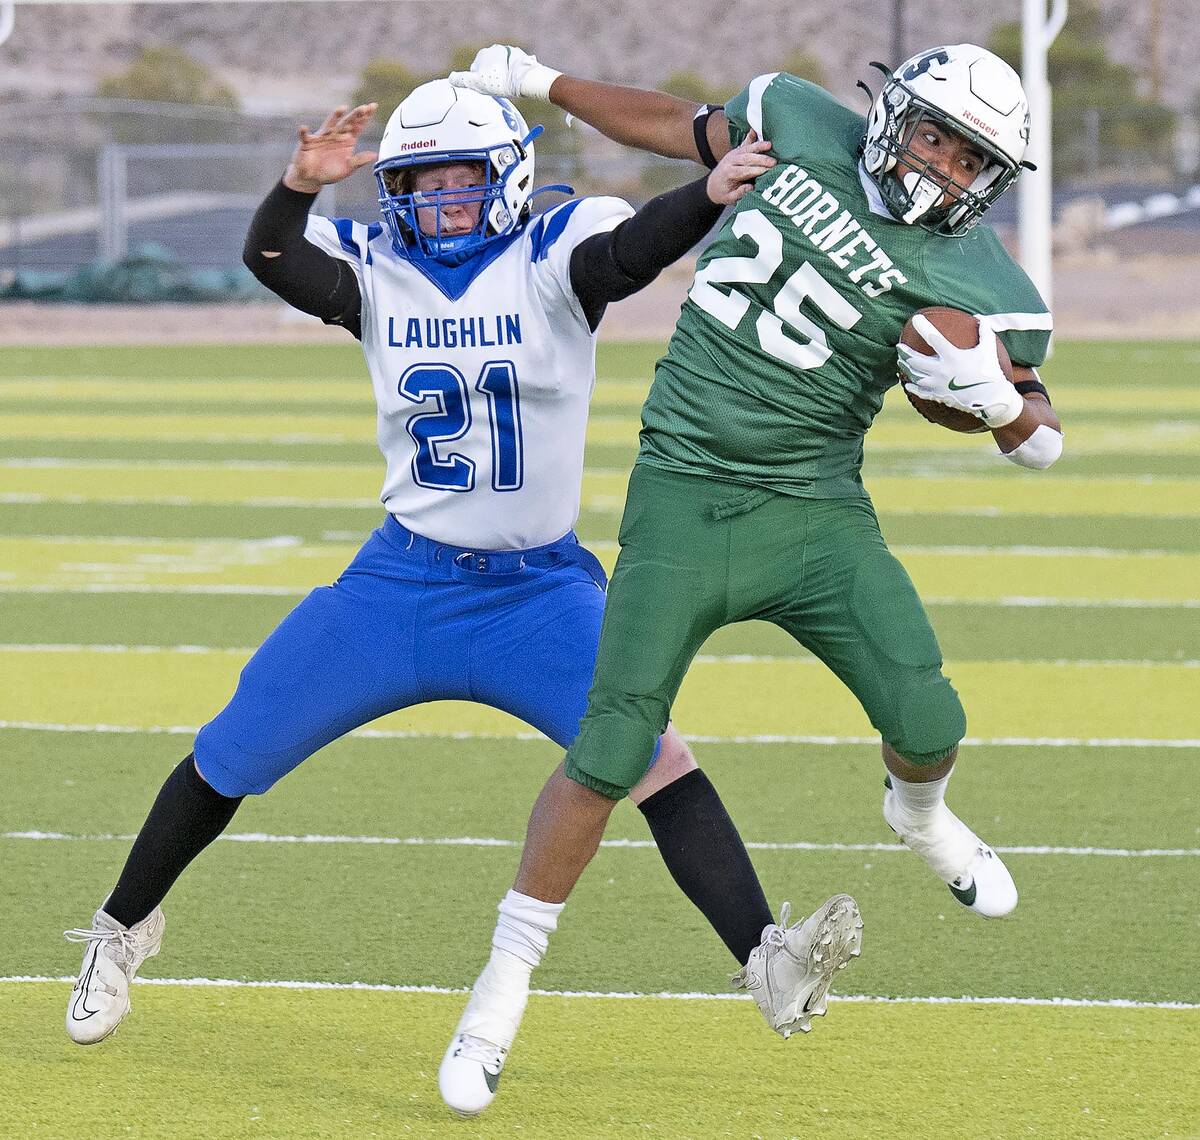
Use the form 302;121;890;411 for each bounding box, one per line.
885;670;966;766
565;701;669;800
655;725;697;776
194;725;286;798
628;724;697;805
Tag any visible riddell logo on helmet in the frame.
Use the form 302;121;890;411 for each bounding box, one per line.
961;111;998;137
398;138;438;152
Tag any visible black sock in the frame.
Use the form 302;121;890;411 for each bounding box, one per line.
638;769;774;965
104;754;243;928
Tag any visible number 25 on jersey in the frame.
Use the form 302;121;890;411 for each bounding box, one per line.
689;208;862;370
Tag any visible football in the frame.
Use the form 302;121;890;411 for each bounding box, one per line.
898;306;1014;433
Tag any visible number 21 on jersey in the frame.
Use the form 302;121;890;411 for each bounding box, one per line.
398;361;524;493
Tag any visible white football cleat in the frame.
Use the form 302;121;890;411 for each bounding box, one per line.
439;1032;507;1117
64;906;165;1044
732;894;863;1039
883;784;1018;918
439;962;529;1117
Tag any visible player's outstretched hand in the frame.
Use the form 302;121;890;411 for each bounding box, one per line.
898;315;1024;427
283;103;379;194
706;130;776;206
448;44;561;101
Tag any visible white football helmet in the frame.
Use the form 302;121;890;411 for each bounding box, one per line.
860;44;1032;236
375;79;539;262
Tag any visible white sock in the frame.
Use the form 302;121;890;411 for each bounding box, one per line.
459;891;564;1050
888;772;952;821
492;889;564;967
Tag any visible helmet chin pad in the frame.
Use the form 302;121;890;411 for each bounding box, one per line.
900;170;945;223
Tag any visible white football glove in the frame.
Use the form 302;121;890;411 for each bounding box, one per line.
448;44;562;102
898;315;1025;428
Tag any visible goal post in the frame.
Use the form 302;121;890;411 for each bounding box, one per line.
1018;0;1068;312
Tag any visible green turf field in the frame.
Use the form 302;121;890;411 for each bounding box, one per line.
2;340;1197;1139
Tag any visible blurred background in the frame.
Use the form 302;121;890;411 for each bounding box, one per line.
1;0;1197;337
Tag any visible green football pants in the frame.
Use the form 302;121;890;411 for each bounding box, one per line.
565;463;966;799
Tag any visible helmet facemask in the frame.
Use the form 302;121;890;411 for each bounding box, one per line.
375;129;540;264
859;50;1032;238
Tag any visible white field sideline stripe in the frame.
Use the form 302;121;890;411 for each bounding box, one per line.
0;492;379;508
6;831;1198;858
0;459;358;471
4;492;1198;520
4;646;1199;670
2;583;1197;608
2;721;1199;748
1;976;1194;1011
0;585;308;596
7;535;1197;560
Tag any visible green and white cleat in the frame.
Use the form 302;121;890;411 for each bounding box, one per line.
64;906;165;1044
883;784;1018;918
733;894;863;1039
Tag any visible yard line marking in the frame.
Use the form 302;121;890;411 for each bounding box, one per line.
2;721;1199;748
0;493;380;508
925;596;1200;609
0;585;309;596
0;644;249;654
891;544;1189;559
0;459;354;471
4;535;1197;560
5;831;1197;858
4;491;1200;522
5;534;308;547
3;645;1198;669
1;976;1194;1010
2;584;1197;607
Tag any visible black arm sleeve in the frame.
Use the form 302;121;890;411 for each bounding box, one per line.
242;180;363;340
568;175;723;331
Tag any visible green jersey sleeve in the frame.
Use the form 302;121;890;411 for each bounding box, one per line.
923;227;1052;367
725;73;862;159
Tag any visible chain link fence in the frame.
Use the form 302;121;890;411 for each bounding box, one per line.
1;98;1197;284
0;99;690;280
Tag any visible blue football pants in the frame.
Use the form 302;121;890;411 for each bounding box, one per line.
194;516;629;797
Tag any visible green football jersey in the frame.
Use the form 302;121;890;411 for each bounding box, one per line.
639;72;1052;497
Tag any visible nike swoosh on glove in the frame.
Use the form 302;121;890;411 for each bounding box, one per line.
898;314;1024;428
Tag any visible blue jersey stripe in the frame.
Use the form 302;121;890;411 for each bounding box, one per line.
332;218;361;258
529;199;583;262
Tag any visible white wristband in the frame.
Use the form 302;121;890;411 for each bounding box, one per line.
520;63;562;101
1001;424;1063;470
980;383;1025;429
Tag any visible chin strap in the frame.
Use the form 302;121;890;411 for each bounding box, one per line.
528;183;574;204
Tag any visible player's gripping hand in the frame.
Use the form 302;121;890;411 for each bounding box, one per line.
898;315;1024;428
707;130;775;206
283;103;379;194
448;44;562;101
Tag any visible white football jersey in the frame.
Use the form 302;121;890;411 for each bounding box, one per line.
304;197;633;550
